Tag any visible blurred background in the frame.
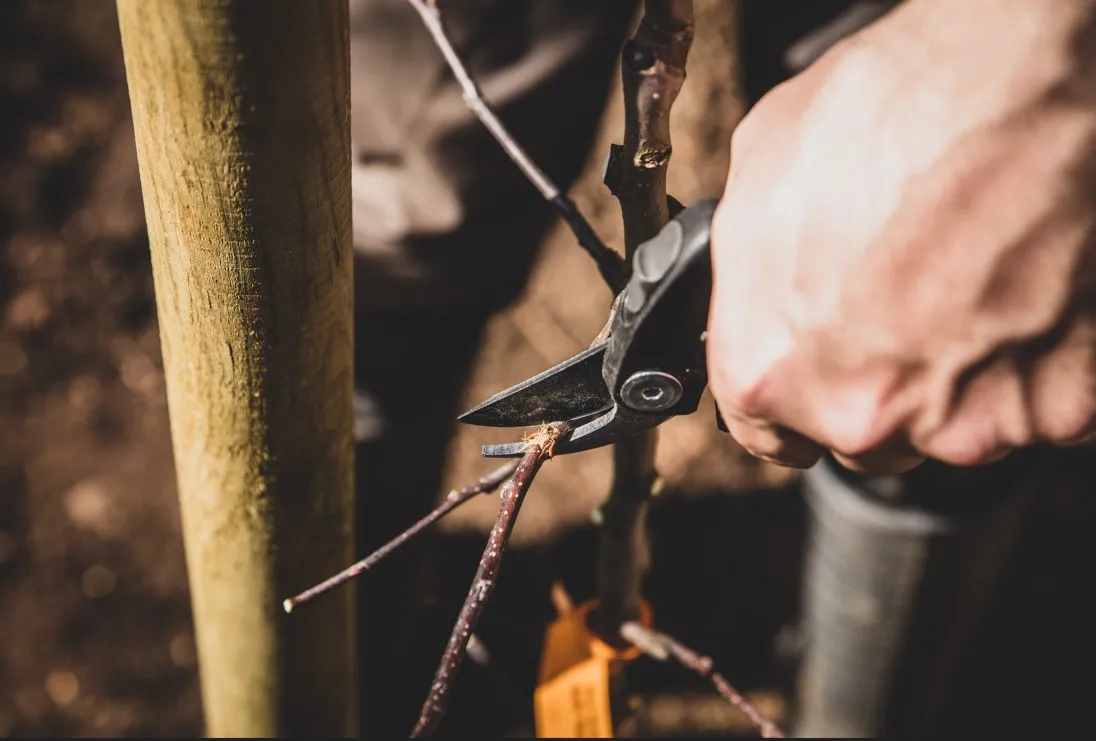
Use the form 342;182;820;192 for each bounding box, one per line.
2;0;1096;737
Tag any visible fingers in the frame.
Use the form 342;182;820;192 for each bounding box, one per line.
719;396;926;474
718;391;925;474
831;441;926;476
706;45;1034;477
703;2;1096;475
721;405;928;475
719;405;825;469
1028;321;1096;447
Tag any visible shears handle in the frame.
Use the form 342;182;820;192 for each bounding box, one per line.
603;199;718;417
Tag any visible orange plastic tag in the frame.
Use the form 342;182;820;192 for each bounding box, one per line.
534;594;652;738
534;655;614;738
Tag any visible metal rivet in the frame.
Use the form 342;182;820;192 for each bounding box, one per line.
620;370;683;413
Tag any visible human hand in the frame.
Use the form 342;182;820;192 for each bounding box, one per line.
707;0;1096;474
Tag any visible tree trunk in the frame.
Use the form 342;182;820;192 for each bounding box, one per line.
115;1;356;735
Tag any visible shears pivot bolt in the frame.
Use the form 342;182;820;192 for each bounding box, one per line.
620;370;683;413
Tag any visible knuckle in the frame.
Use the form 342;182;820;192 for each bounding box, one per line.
925;430;1006;467
817;384;895;459
828;431;882;461
727;421;821;470
710;359;772;420
737;438;781;463
734;432;780;462
707;323;794;424
1038;395;1096;444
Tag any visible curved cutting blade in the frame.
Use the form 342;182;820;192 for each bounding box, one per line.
458;341;612;427
481;404;671;458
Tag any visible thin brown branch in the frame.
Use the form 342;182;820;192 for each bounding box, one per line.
282;460;519;613
594;0;695;638
621;622;786;739
411;421;569;737
605;0;694;250
591;293;623;346
591;434;659;638
404;0;626;292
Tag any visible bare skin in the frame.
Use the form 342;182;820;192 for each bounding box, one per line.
707;0;1096;474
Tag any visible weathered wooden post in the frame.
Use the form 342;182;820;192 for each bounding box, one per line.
115;1;356;736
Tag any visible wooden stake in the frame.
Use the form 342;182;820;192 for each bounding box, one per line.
115;1;356;735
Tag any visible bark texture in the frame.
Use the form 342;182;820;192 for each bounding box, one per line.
596;0;695;637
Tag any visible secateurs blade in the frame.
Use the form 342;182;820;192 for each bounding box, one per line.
458;199;725;457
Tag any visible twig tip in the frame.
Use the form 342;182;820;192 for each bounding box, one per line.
282;598;294;614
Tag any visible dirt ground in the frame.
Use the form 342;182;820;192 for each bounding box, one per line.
3;1;1096;738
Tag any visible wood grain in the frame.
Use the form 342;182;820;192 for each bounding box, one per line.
115;1;355;735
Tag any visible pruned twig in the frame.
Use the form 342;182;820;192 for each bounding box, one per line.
411;422;569;737
283;460;519;612
593;0;695;638
404;0;626;292
621;622;786;739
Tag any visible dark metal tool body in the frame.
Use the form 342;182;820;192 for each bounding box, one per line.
458;199;721;455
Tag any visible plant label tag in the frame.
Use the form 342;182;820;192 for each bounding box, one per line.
534;655;613;738
533;594;653;738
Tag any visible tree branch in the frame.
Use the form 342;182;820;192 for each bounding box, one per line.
411;422;570;737
404;0;626;292
604;0;694;250
282;460;519;613
621;622;786;739
593;0;695;638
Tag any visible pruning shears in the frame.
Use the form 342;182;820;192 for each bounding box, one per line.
458;198;727;457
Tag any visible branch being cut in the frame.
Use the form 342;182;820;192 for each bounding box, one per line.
411;421;569;737
594;0;695;638
621;622;787;739
404;0;626;292
282;460;519;612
